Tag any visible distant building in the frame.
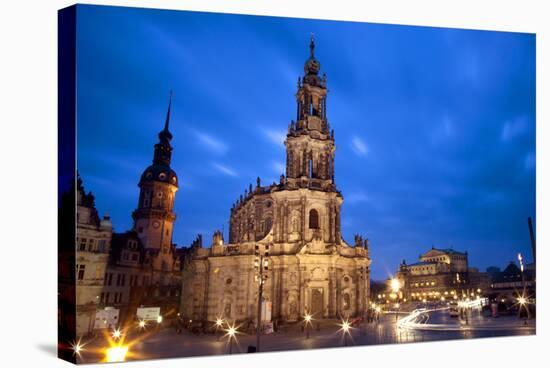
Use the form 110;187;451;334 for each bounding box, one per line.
393;247;490;303
489;261;536;302
486;266;501;279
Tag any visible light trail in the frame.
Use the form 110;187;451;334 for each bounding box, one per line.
397;301;535;332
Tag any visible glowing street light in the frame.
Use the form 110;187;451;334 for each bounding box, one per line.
214;317;225;340
304;314;313;339
156;315;163;324
70;338;86;358
518;253;524;272
390;278;401;293
224;323;239;354
105;345;128;363
111;328;122;340
338;318;352;346
138;320;146;330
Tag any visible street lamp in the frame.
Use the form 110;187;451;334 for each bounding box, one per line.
215;317;224;340
304;314;313;339
338;318;352;346
111;328;122;341
390;278;401;321
517;296;530;325
138;320;146;330
254;243;270;352
517;253;531;324
390;278;401;293
224;323;238;354
70;338;86;358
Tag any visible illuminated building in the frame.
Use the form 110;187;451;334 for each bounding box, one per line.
180;37;371;323
395;247;490;301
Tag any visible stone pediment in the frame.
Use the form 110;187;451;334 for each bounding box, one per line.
422;249;446;258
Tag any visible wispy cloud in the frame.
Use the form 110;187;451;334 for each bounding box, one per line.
501;116;528;142
191;129;228;155
262;128;286;147
346;191;370;204
351;136;369;157
212;162;238;177
271;160;285;174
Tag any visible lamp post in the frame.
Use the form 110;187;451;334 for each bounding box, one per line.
517;253;530;324
225;324;237;354
304;314;312;339
215;317;224;340
390;278;401;322
339;319;351;346
518;296;529;325
254;243;270;352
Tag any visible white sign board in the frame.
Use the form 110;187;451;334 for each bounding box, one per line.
136;307;160;321
94;308;119;329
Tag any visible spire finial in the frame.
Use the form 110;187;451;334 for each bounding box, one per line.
309;33;315;58
164;90;173;132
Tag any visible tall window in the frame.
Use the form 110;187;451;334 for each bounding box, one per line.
79;238;86;251
98;239;106;253
88;238;95;252
309;209;319;229
77;264;85;280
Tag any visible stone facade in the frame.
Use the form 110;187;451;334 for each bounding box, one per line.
181;37;372;324
75;178;113;336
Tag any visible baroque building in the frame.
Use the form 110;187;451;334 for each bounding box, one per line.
181;37;371;324
75;177;113;336
393;247;490;302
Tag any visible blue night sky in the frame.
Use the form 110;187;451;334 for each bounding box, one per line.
76;5;536;280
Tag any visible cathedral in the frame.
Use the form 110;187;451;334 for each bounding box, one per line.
181;37;372;324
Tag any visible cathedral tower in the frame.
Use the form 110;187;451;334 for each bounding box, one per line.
132;93;179;252
285;35;336;192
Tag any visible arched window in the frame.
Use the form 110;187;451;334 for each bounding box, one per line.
309;209;319;229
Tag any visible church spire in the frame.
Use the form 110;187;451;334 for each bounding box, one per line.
158;91;173;143
309;33;315;58
153;92;174;166
163;90;172;133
